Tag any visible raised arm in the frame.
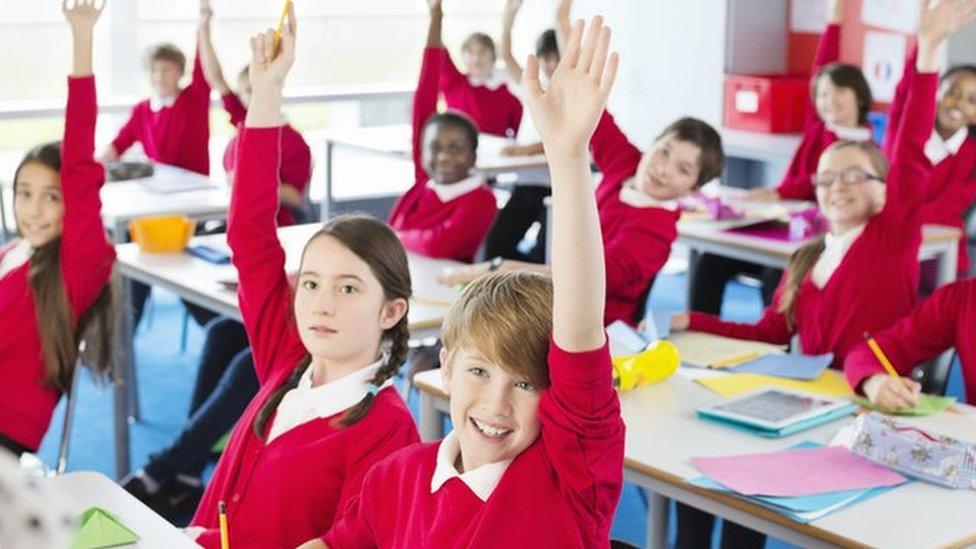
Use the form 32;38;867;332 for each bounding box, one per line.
524;17;618;350
197;0;231;95
426;0;443;48
500;0;524;83
226;4;305;383
882;46;918;159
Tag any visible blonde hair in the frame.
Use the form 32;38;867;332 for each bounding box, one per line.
441;271;553;389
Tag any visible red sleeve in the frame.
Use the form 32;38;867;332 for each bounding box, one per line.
590;111;641;184
437;46;466;89
603;227;669;300
688;280;794;345
60;76;115;314
538;341;624;535
322;459;385;549
844;281;960;393
227;127;306;385
881;72;939;223
110;107;141;157
775;135;820;201
803;23;841;128
280;128;312;190
221;93;248;127
413;47;446;186
883;46;919;159
194;529;273;549
185;45;212;105
396;190;497;261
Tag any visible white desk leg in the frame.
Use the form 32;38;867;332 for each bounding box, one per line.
646;491;670;549
935;241;959;288
321;140;334;221
418;392;442;442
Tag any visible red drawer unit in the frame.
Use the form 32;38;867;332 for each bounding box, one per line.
723;74;809;133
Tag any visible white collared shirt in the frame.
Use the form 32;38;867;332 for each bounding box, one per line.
427;174;486;203
430;430;512;502
467;73;507;91
924;127;968;165
618;178;679;211
811;223;866;288
826;123;872;142
149;93;177;112
266;353;392;443
0;240;31;280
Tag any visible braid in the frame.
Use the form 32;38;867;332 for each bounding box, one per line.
253;356;311;440
337;316;411;427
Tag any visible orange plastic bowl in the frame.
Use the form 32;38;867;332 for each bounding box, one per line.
129;215;196;253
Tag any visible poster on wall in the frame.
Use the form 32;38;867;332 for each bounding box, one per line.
861;0;922;34
791;0;828;32
862;31;906;103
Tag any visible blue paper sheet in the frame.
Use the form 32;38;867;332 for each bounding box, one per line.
730;353;833;380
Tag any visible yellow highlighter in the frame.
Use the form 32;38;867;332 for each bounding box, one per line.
862;332;908;389
273;0;294;57
219;501;230;549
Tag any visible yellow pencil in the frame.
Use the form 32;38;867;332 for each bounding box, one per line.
862;332;908;388
273;0;293;57
218;501;229;549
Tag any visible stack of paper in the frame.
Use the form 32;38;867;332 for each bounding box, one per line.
688;442;909;523
669;331;786;368
694;369;854;398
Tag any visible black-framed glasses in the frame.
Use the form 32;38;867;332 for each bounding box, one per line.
812;168;885;188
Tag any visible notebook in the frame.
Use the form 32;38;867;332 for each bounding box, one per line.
669;331;785;369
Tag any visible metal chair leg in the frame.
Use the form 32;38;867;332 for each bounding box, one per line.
55;366;81;475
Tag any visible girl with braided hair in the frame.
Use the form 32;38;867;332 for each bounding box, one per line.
183;6;419;547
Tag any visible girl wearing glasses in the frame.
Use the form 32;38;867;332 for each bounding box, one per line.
670;0;974;369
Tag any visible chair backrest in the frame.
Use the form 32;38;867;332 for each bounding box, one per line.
911;351;956;396
55;365;81;475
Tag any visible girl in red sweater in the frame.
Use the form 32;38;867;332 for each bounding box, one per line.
388;0;498;263
430;0;523;138
885;45;976;279
672;0;971;371
845;277;976;410
183;9;419;547
0;0;116;458
311;17;623;549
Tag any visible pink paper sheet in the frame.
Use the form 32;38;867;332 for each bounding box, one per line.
690;446;907;497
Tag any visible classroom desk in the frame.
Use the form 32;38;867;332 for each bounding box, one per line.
412;368;976;549
49;471;201;548
320;124;547;218
720;129;802;165
112;223;462;477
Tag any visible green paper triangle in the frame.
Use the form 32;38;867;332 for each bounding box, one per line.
72;507;139;549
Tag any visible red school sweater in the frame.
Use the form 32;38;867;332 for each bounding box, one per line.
0;76;115;451
388;47;497;262
110;47;211;175
219;93;312;227
437;46;523;138
323;341;625;549
689;72;940;368
776;24;852;201
190;127;419;549
590;110;680;326
884;46;976;275
844;278;976;404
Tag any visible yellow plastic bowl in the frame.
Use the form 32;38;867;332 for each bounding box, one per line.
130;215;196;253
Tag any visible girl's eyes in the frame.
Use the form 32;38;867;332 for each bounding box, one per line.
338;284;358;294
44;192;61;203
301;280;317;290
515;380;535;392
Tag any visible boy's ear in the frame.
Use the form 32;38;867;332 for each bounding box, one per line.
439;347;452;395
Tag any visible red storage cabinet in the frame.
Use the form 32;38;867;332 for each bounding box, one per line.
723;74;809;133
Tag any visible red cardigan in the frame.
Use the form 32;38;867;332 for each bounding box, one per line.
219;93;312;227
323;342;624;549
0;76;115;451
884;46;976;274
388;47;497;262
776;24;848;201
591;111;680;326
190;127;419;548
111;47;211;175
690;72;940;368
437;46;522;138
844;278;976;404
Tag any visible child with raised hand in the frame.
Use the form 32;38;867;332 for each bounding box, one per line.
387;0;497;263
183;7;419;547
0;0;116;458
198;0;312;225
309;16;623;549
100;1;211;175
672;0;972;369
428;0;522;138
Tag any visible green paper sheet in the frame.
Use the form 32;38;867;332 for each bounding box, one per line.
852;394;957;416
72;507;139;549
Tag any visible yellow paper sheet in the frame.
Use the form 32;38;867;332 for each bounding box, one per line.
670;331;786;368
695;369;854;398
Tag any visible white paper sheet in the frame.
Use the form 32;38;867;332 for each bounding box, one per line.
862;31;907;103
861;0;922;34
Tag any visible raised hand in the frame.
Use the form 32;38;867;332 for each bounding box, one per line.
503;0;523;26
199;0;214;34
918;0;976;72
63;0;104;35
245;2;295;128
522;17;619;158
826;0;844;24
428;0;442;13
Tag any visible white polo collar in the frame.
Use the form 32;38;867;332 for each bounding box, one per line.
618;178;679;211
430;430;513;502
925;127;968;165
467;73;506;91
149;93;177;112
826;123;872;142
426;173;486;203
0;239;31;280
